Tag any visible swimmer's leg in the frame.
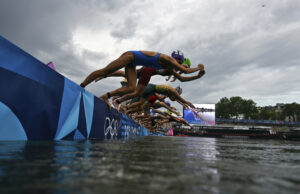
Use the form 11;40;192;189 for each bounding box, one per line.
80;52;133;87
115;84;147;104
100;66;137;109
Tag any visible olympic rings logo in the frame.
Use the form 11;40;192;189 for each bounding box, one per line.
104;117;119;137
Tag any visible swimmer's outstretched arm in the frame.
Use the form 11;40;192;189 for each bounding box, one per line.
170;64;191;82
171;69;205;82
163;110;174;117
126;99;143;109
168;87;195;109
177;100;189;110
151;108;163;114
126;105;142;114
151;109;169;118
163;110;191;127
126;99;146;114
154;102;180;116
170;63;190;82
154;112;169;119
165;57;203;74
177;118;192;127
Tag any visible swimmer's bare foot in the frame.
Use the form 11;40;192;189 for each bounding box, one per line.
100;94;111;109
80;83;86;88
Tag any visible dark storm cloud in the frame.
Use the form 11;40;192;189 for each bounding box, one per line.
110;17;138;39
0;1;79;51
0;0;299;106
0;0;138;97
0;0;123;83
178;2;300;105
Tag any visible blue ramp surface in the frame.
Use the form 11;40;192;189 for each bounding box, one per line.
0;36;148;140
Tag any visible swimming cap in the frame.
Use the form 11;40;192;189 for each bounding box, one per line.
183;58;191;67
171;50;184;63
175;86;182;95
148;95;157;105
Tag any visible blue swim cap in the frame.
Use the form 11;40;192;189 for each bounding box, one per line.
171;50;184;63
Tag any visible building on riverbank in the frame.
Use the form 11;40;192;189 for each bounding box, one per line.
257;103;298;122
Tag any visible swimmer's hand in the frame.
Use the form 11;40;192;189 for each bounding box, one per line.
165;75;171;81
174;111;181;116
187;102;195;109
198;70;206;77
170;76;177;82
169;107;180;115
182;104;189;110
197;64;204;71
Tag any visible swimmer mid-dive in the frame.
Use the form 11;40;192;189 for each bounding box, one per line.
125;84;195;117
96;66;204;110
80;50;204;108
92;51;205;110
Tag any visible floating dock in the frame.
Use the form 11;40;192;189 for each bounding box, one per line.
173;125;300;140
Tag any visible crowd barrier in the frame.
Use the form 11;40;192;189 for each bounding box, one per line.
0;36;149;140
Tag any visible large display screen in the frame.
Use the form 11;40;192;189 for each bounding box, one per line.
183;104;215;125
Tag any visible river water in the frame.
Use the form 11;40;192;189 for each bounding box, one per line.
0;136;299;194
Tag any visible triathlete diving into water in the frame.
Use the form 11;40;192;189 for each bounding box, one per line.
80;50;205;108
92;51;205;110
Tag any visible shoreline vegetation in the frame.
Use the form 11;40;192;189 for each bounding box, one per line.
216;96;300;123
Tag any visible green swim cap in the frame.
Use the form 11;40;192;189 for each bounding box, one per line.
183;58;191;67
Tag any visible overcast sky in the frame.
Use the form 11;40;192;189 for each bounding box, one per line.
1;0;300;108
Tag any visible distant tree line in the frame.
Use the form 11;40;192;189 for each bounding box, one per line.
216;96;300;121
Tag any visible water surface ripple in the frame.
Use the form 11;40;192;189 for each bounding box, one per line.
0;137;299;194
